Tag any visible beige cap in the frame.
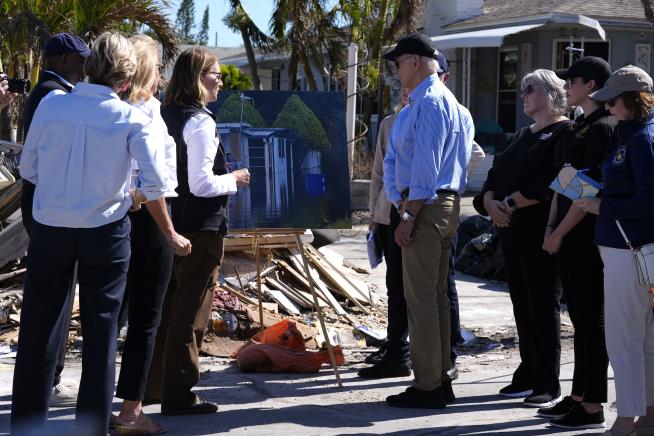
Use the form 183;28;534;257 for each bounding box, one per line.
590;65;653;101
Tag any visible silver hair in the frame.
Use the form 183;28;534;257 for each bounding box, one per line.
521;69;567;116
420;56;439;74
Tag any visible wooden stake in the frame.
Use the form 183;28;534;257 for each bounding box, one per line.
255;231;264;332
295;234;343;388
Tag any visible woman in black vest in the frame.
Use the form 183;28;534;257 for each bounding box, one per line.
144;47;250;415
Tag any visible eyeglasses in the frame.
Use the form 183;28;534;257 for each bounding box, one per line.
204;71;222;80
394;55;415;69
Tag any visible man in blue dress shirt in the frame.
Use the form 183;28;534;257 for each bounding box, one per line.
383;33;474;409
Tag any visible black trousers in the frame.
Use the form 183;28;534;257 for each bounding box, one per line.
11;217;131;435
448;234;463;364
377;206;409;362
115;207;174;401
559;223;608;403
499;205;561;397
21;179;73;388
378;206;462;364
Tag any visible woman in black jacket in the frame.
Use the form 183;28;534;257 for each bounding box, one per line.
474;69;571;408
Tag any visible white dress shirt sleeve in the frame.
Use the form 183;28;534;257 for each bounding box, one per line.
128;118;167;201
183;113;237;197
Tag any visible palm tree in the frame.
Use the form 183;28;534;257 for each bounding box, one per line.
223;0;272;90
0;0;179;141
270;0;344;91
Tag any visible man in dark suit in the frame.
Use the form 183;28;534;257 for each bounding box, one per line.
21;32;90;407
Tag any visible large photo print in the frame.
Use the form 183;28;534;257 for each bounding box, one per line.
208;91;351;229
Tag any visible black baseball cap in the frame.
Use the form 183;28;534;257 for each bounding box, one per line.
44;33;91;59
555;56;612;88
383;33;436;61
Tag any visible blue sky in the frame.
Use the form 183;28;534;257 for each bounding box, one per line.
163;0;275;47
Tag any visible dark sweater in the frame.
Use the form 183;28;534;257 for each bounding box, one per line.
596;111;654;249
554;108;615;238
21;71;74;235
161;101;229;234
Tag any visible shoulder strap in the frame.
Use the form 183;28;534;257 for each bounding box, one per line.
615;220;635;250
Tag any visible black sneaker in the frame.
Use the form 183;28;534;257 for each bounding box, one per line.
524;392;562;408
358;360;411;379
499;383;533;398
364;342;388;364
549;404;605;429
537;395;580;418
386;386;447;409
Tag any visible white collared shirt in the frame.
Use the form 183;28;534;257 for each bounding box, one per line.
131;97;178;197
182;111;237;197
20;82;166;228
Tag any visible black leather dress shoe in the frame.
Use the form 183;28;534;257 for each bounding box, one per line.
162;396;218;416
386;386;447;409
358;360;411;379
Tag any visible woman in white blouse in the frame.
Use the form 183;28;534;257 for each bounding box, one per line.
144;47;249;416
111;34;191;435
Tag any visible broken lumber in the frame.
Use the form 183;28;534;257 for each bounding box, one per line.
0;219;29;269
260;283;300;315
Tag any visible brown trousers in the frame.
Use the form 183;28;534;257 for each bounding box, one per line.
145;231;224;408
402;194;460;391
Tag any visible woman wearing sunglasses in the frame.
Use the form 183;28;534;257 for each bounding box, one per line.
474;69;571;408
575;65;654;436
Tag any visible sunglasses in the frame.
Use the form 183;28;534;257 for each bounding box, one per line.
394;55;415;69
521;84;540;95
606;95;622;107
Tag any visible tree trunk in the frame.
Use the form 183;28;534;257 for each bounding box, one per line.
240;27;261;90
288;50;300;90
300;51;318;91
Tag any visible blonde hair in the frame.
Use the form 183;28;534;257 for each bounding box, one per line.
127;35;159;103
163;47;219;107
86;32;137;89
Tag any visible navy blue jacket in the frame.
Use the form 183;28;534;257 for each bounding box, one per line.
596;111;654;249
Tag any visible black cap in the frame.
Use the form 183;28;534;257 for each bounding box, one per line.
44;33;91;58
555;56;612;88
383;33;436;61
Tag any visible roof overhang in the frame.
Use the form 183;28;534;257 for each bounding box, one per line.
432;13;606;50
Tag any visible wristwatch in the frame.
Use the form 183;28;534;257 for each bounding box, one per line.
505;195;518;211
401;210;415;222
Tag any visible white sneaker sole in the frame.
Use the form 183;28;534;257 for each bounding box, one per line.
499;389;533;398
524;395;562;408
549;421;605;429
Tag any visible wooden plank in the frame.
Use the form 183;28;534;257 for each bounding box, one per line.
289;249;347;316
307;255;370;314
0;219;29;269
0;267;26;284
0;180;21;221
222;282;258;306
260;283;300;315
306;244;371;304
224;234;298;252
265;276;316;308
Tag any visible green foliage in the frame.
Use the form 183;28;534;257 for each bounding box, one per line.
217;93;266;128
176;0;196;44
273;95;331;152
220;64;253;90
197;5;209;46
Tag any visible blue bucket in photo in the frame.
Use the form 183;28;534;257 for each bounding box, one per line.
305;173;327;196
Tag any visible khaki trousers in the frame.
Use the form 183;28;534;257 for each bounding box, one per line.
402;194;460;391
145;231;224;409
600;245;654;417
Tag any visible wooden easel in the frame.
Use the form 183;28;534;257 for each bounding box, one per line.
232;228;343;388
